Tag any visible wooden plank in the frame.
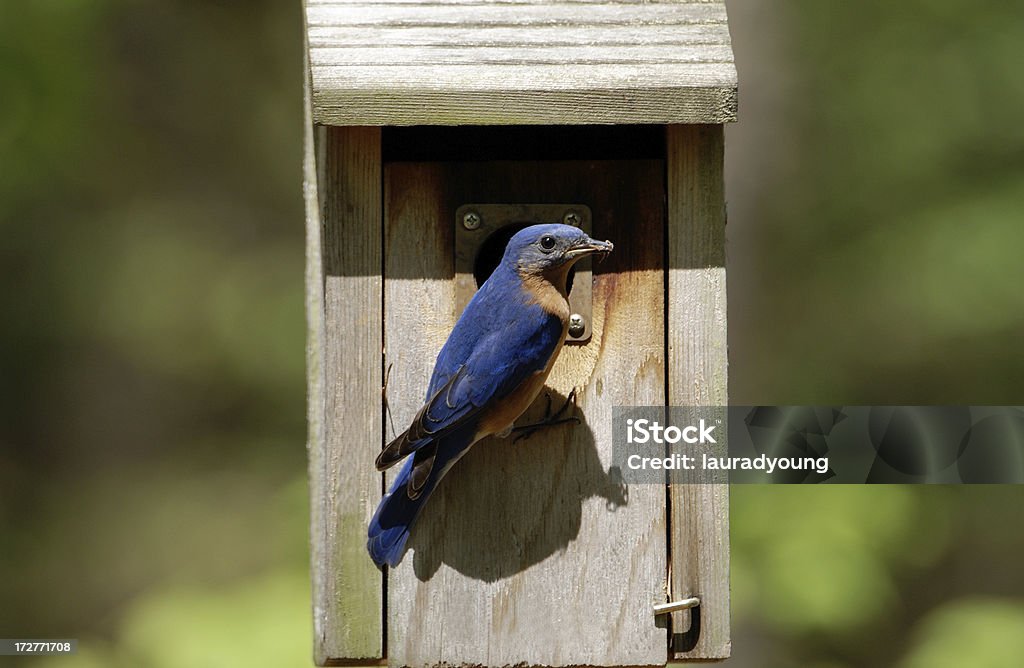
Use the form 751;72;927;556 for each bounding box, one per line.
313;44;734;66
304;43;332;668
311;63;736;91
313;0;724;5
303;0;737;125
312;69;737;126
383;159;667;667
307;123;386;662
306;2;727;27
308;23;732;48
666;124;730;660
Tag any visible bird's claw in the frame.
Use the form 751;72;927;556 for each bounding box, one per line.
512;389;581;442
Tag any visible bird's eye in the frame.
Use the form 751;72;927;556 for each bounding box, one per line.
539;235;556;251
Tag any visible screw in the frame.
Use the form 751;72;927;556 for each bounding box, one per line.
568;313;586;338
563;211;581;227
462;211;481;230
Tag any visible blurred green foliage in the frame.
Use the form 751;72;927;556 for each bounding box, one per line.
900;599;1024;668
37;570;311;668
1;0;309;665
727;1;1024;664
735;0;1024;404
2;1;1023;667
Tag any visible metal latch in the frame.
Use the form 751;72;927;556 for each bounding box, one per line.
455;204;594;343
654;598;700;615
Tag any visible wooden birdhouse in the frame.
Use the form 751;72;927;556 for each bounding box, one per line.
302;1;736;666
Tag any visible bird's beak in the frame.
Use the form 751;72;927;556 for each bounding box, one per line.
565;237;614;260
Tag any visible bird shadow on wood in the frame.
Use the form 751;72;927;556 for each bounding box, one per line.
406;388;628;582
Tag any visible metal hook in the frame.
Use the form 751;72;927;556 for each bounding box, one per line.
654;597;700;615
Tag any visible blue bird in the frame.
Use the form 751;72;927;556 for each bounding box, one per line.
367;223;613;568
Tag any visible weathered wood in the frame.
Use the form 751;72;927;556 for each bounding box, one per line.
313;45;735;67
309;24;731;49
312;68;736;127
304;45;332;667
305;0;737;125
312;0;725;4
306;122;386;662
383;159;667;667
666;124;730;660
307;2;727;26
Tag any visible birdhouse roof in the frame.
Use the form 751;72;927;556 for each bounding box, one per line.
304;0;738;126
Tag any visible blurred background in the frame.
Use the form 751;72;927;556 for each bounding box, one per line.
2;1;1022;666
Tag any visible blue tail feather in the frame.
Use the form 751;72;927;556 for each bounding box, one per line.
367;428;476;568
367;458;427;568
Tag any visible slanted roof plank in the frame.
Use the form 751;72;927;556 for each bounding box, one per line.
305;0;737;125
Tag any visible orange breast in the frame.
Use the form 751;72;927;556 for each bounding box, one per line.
475;321;568;440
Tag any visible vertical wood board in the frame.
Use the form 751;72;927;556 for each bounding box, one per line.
383;160;667;667
304;45;331;666
666;124;731;660
309;123;385;665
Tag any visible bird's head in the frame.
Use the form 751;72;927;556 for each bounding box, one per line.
502;223;614;295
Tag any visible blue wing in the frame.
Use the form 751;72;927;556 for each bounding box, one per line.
375;269;563;479
368;272;563;568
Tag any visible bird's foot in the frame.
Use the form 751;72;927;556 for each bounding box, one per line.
512;389;581;442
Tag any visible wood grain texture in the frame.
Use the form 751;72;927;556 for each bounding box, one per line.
308;2;726;26
383;160;667;667
666;124;730;660
304;0;737;125
308;123;386;663
305;45;332;668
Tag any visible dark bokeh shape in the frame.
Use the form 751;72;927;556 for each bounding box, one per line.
743;406;842;483
957;411;1024;483
866;407;971;481
744;406;846;439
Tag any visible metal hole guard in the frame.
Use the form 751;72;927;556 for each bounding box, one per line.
654;597;700;615
454;204;594;343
